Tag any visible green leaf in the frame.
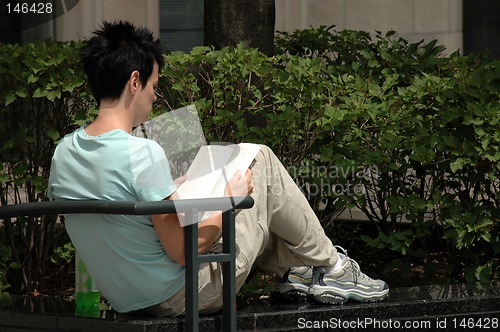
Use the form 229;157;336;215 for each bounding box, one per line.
475;265;492;283
4;93;15;106
32;88;46;98
27;74;38;83
450;158;465;173
46;128;60;142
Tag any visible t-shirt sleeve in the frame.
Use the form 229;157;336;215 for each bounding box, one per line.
129;138;177;202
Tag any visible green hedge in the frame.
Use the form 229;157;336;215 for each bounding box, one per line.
0;40;94;295
0;27;498;295
273;26;499;283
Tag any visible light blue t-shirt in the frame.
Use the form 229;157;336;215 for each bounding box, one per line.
48;127;184;313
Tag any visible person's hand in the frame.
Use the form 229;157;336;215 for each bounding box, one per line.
173;175;188;188
225;169;254;197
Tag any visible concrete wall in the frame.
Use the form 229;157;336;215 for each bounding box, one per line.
276;0;463;55
54;0;159;41
49;0;462;55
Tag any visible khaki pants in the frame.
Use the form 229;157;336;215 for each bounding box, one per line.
135;145;338;316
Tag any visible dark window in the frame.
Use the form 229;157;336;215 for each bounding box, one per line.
463;0;500;58
0;4;22;43
159;0;204;52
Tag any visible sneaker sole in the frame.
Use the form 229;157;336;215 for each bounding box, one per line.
311;291;345;304
276;283;310;302
277;289;309;302
310;285;389;304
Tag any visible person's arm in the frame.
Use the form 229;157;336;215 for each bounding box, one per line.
151;169;253;266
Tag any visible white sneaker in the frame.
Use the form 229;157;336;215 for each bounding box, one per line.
309;246;389;304
275;266;312;301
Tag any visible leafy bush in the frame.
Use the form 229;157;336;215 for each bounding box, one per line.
276;26;499;283
0;40;95;294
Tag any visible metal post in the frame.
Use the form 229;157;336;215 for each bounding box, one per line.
184;209;199;332
222;208;237;331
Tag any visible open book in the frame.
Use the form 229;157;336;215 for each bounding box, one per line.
176;143;260;199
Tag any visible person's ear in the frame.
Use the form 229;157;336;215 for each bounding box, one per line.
129;70;141;94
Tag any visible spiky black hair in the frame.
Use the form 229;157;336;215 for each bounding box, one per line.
80;20;164;105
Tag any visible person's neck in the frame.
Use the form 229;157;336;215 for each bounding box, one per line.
85;100;133;136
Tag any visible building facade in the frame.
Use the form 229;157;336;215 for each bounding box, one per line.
275;0;463;55
3;0;499;57
2;0;500;57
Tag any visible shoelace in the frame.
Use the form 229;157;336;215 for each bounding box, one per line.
335;245;365;284
347;257;362;284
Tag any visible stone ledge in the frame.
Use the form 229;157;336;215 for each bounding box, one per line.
0;283;499;331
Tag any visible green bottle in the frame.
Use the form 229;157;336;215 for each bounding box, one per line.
75;252;100;317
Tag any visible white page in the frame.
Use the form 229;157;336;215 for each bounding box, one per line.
176;168;223;199
176;145;233;199
185;145;234;179
223;143;261;177
176;143;260;199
